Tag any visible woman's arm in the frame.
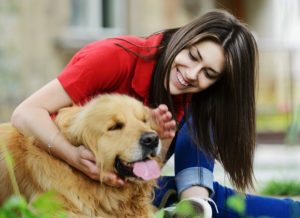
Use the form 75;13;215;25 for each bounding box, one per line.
11;79;124;185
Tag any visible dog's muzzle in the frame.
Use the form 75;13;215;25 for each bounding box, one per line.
114;132;161;181
139;132;159;157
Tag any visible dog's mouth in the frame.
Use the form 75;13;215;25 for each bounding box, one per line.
114;156;160;181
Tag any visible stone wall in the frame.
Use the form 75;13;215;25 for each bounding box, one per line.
0;0;69;122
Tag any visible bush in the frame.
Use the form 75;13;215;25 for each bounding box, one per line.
260;180;300;196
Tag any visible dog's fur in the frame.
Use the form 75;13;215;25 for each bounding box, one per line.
0;94;162;218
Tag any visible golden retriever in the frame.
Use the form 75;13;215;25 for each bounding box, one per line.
0;94;162;218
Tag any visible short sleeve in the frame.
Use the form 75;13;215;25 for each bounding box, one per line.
57;38;136;104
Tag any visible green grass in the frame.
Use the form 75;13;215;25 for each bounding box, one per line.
260;180;300;196
257;113;290;132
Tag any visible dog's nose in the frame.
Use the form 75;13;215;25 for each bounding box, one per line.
139;132;159;149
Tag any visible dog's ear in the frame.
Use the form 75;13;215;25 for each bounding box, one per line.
58;106;107;182
55;106;99;148
68;115;99;148
55;106;82;143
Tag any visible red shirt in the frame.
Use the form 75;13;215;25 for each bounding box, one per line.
58;33;185;120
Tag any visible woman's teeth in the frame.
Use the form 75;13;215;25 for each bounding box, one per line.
177;71;189;87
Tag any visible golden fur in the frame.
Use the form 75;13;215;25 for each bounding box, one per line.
0;94;162;218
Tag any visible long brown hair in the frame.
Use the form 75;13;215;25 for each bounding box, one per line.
149;10;258;190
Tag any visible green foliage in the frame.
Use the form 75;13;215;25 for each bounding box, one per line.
0;193;66;218
226;195;273;218
154;200;199;218
31;192;66;218
174;200;197;217
153;208;164;218
260;180;300;196
257;113;290;132
226;194;246;217
0;143;67;218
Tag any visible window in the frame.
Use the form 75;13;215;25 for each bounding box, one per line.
60;0;127;49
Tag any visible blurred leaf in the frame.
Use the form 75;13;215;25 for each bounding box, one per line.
31;191;66;218
1;143;20;195
153;209;164;218
226;194;246;215
2;195;27;211
0;209;19;218
4;151;14;168
0;195;35;218
175;200;195;216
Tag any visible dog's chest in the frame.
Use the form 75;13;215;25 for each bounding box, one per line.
79;185;154;217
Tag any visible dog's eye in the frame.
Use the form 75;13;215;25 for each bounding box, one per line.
142;118;147;123
108;122;124;131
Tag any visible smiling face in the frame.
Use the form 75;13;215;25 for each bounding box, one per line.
167;40;225;95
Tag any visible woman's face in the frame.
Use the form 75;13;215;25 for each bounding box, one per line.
167;40;225;95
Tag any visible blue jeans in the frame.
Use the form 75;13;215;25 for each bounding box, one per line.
153;120;300;218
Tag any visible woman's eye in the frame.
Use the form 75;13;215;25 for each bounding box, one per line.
188;50;197;61
204;70;212;79
204;70;218;80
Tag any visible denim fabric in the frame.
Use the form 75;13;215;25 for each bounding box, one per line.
174;119;215;195
212;182;299;218
153;176;178;209
175;167;214;195
154;179;300;218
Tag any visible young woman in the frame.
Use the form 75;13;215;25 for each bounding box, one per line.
10;9;299;218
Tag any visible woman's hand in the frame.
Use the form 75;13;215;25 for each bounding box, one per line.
151;104;177;139
72;145;125;187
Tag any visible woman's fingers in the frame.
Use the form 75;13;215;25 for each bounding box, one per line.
77;145;124;186
103;172;125;187
79;145;96;162
81;158;100;180
151;104;177;139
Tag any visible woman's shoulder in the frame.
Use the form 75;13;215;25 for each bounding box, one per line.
73;33;163;59
107;33;164;56
110;33;163;46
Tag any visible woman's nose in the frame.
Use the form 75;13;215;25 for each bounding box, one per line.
186;65;202;80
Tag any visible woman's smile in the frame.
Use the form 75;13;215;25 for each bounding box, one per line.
176;70;190;87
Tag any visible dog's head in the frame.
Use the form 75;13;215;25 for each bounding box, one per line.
57;94;162;182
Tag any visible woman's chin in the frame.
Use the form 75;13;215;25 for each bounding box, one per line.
169;86;183;95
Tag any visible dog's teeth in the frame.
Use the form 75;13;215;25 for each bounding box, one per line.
123;161;132;167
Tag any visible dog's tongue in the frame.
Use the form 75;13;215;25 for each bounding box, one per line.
132;159;160;181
